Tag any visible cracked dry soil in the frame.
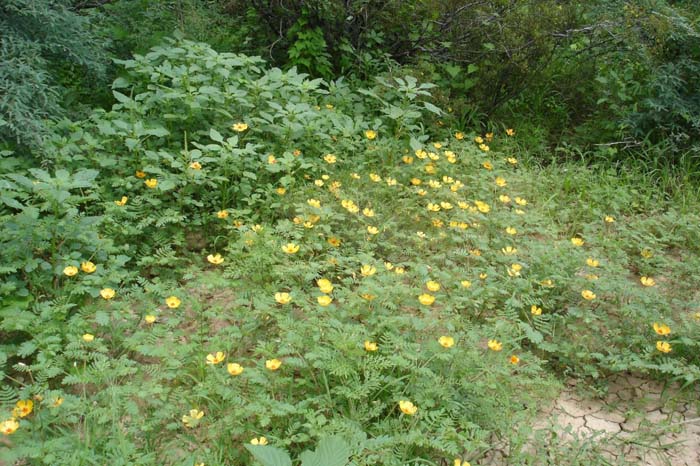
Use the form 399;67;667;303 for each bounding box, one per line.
539;374;699;465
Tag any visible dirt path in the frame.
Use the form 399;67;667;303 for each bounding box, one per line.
540;375;699;465
478;374;699;465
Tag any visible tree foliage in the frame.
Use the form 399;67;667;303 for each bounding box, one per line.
0;0;107;148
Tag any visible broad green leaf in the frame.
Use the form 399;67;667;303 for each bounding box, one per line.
299;436;351;466
244;445;292;466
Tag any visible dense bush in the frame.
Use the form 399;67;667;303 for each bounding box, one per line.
0;0;108;148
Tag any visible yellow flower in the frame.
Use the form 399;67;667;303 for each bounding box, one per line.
364;129;377;140
135;170;146;179
114;196;128;206
360;264;377;277
281;243;300;254
182;409;204;428
367;226;379;235
499;195;511;204
509;355;520;365
307;199;321;208
454;459;471;466
267;154;277;164
165;296;181;309
653;322;671;336
232;122;248;132
507;263;522;277
100;288;116;300
438;336;455;348
439;202;453;210
470;249;481;256
227;363;244;376
571;237;584;247
416;231;426;239
641;276;656;287
540;279;554;287
251;437;268;445
604;215;615;223
350;172;361;179
506;128;515;136
207;253;224;265
360;293;375;301
488;339;503;351
586;258;599;267
394;267;406;274
479;273;488;280
506;227;517;235
426;281;441;292
317;278;334;294
14;400;33;418
144;178;158;189
276;187;286;195
341;199;359;213
474;200;490;213
531;305;542;316
82;333;94;342
81;261;96;273
495;177;507;187
418;293;435;306
507;157;518;165
364;340;378;352
515;197;527;206
251;224;263;233
461;280;472;288
427;203;441;212
415;149;428;159
145;314;157;324
216;210;229;219
485;132;494;142
63;265;78;277
641;249;653;259
189;161;202;170
317;295;333;306
275;292;292;304
0;418;19;435
479;144;490;152
402;155;414;164
455;132;464;140
51;396;64;408
656;341;672;353
327;237;341;247
581;290;596;301
399;400;417;415
323;153;337;164
474;136;484;144
206;352;226;365
416;189;427;196
482;161;493;170
362;207;375;217
502;246;517;255
384;262;394;270
265;359;282;371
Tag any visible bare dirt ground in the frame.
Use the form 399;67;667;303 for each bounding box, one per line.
540;374;699;465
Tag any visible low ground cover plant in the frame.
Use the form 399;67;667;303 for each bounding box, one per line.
1;38;699;465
